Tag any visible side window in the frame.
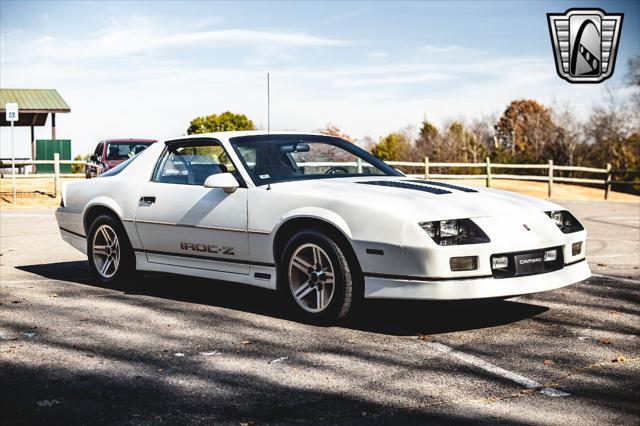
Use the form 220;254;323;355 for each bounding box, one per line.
153;141;237;185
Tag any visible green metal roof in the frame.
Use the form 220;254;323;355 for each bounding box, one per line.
0;89;70;113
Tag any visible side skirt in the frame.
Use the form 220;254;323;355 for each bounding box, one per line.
134;252;277;290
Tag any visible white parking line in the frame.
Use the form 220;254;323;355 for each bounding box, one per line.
427;341;570;397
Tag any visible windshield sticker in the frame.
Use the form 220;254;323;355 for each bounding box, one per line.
259;174;270;179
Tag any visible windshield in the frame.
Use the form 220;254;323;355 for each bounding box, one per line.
230;134;401;185
106;141;153;161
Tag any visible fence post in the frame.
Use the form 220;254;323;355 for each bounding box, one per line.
54;153;60;198
485;157;491;187
424;157;429;180
356;157;363;174
604;163;612;200
547;159;554;198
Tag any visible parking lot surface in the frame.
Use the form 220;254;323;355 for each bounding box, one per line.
1;200;638;425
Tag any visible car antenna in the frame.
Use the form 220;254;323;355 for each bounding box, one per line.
266;72;272;191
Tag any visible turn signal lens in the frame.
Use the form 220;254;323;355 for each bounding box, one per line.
450;256;478;271
572;241;583;256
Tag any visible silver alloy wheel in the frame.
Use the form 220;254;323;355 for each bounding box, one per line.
92;224;120;279
288;243;336;313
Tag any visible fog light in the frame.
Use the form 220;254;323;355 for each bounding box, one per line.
572;241;583;256
492;256;508;269
544;249;557;262
450;256;478;271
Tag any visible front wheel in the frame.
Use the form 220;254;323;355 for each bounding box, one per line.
88;214;135;284
280;230;355;323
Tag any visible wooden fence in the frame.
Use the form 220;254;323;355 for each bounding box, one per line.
1;155;638;203
386;158;639;200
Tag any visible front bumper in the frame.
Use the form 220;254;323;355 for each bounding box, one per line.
364;259;590;300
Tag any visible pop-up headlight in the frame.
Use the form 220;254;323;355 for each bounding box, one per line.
419;219;490;246
545;210;584;234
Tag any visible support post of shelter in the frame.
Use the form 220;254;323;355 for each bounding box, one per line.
30;124;35;174
51;112;56;140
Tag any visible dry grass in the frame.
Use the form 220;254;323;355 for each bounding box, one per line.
447;179;639;202
0;176;638;209
0;177;84;209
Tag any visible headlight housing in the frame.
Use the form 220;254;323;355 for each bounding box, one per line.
545;210;584;234
419;219;490;246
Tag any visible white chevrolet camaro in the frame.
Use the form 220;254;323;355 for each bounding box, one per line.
56;131;590;322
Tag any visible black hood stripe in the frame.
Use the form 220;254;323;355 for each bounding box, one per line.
408;180;478;193
356;180;451;194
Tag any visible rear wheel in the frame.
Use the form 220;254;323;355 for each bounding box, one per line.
280;230;354;323
87;214;135;284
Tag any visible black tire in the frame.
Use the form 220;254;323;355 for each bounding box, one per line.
87;214;136;284
279;229;354;324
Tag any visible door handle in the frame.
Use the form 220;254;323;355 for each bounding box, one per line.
139;196;156;206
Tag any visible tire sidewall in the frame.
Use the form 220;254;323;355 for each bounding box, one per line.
279;230;352;323
87;214;134;284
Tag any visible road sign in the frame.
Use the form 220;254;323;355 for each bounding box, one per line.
5;102;19;122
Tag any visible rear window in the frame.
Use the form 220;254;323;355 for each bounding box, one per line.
105;142;153;160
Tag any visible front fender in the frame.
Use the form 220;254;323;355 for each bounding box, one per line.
273;206;353;239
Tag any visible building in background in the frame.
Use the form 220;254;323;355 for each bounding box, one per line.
0;89;71;173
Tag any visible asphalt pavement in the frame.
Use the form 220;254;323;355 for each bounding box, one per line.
0;200;638;425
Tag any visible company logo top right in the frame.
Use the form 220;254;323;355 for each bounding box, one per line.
547;8;623;84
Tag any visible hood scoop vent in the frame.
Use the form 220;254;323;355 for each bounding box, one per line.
408;180;478;193
356;180;451;194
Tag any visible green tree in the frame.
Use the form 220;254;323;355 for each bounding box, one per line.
371;133;411;161
187;112;255;134
412;119;439;160
71;154;89;174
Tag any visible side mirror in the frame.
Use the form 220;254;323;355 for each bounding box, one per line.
203;173;239;193
90;155;98;162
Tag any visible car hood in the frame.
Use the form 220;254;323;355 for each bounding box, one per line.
268;176;562;222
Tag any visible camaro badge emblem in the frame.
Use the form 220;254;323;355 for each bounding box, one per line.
547;8;623;83
523;224;531;231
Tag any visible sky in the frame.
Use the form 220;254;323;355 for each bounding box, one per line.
1;0;639;157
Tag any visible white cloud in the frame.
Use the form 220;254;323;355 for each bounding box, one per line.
3;16;347;63
333;72;453;88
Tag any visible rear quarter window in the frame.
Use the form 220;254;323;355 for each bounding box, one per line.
99;154;140;177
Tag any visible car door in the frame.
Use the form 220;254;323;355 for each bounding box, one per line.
134;139;250;275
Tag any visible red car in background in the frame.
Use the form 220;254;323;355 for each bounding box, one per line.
85;138;157;178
